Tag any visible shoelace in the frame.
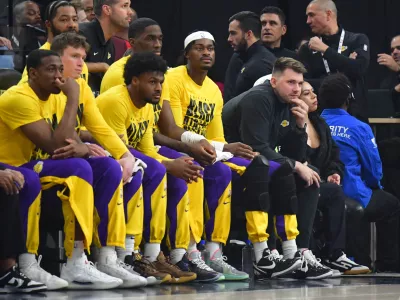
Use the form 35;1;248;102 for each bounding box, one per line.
117;259;134;271
268;251;283;262
191;255;214;272
304;251;324;268
214;255;237;272
25;255;50;278
135;255;160;274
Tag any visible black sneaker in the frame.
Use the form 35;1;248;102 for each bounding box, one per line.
185;251;224;282
253;249;302;279
294;250;333;280
0;265;47;293
323;251;370;275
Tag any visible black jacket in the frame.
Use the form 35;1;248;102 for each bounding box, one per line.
265;44;298;59
223;41;276;103
298;27;370;122
222;81;307;167
304;112;344;180
380;70;400;113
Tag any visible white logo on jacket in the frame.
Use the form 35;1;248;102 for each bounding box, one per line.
329;126;351;139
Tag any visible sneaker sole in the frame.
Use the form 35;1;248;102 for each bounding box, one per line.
273;259;303;278
343;269;371;275
169;274;197;284
66;281;122;290
306;270;334;280
0;286;47;293
120;280;147;288
46;281;69;290
159;274;172;284
195;274;225;283
222;274;249;281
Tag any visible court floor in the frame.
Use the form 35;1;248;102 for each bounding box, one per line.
2;275;400;300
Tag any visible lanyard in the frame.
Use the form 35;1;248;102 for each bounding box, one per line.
322;29;345;74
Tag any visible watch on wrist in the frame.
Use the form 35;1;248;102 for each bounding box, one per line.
296;123;307;130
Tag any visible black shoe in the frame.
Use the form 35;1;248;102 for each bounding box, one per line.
294;250;333;280
186;251;224;283
0;265;47;293
253;249;302;279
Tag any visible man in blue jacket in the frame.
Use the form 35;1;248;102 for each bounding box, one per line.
321;73;400;272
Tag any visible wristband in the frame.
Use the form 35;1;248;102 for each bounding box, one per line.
181;131;206;144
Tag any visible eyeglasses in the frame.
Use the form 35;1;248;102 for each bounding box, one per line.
84;7;94;13
391;46;400;53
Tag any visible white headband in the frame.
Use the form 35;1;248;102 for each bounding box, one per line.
184;31;215;49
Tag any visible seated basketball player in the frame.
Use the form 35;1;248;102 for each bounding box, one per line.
0;48;142;290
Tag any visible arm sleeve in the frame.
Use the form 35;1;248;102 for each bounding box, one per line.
0;93;42;129
205;91;226;143
323;34;370;78
85;86;128;159
356;124;383;188
279;124;308;163
238;92;290;164
168;76;184;128
322;122;345;179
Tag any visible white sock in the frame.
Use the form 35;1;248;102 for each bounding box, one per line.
187;235;197;253
205;241;220;258
144;243;160;262
253;241;268;263
116;235;135;261
282;239;298;259
169;248;187;265
98;246;116;261
67;241;85;265
18;253;36;269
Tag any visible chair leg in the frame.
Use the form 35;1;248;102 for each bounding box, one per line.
370;222;377;272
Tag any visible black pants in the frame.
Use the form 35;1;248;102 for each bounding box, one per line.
317;182;346;257
0;190;25;260
346;189;400;271
267;175;320;249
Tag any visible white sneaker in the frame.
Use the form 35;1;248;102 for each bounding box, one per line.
61;254;122;290
20;255;68;290
96;252;147;288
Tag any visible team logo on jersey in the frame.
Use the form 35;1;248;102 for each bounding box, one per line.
280;120;289;127
241;67;246;73
33;161;44;174
341;46;348;52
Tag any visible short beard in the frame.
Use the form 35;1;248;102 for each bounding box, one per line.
50;22;76;37
235;38;248;53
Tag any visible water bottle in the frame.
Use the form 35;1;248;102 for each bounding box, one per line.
242;240;254;279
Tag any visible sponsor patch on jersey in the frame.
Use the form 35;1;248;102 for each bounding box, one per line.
280;120;289;127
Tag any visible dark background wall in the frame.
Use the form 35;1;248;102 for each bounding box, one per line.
131;0;400;88
1;0;399;87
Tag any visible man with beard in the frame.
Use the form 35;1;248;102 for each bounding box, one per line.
379;35;400;113
298;0;370;122
79;0;133;94
224;11;276;103
19;0;89;83
260;6;297;59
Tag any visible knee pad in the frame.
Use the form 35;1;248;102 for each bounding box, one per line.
240;155;270;212
269;161;298;215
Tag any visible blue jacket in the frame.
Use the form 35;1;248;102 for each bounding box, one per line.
321;109;382;207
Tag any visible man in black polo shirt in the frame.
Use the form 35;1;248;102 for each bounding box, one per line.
224;11;276;103
260;6;297;59
298;0;370;122
79;0;133;94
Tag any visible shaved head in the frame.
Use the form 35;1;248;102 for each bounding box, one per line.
308;0;338;17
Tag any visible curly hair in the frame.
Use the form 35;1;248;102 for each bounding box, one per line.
123;52;167;85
